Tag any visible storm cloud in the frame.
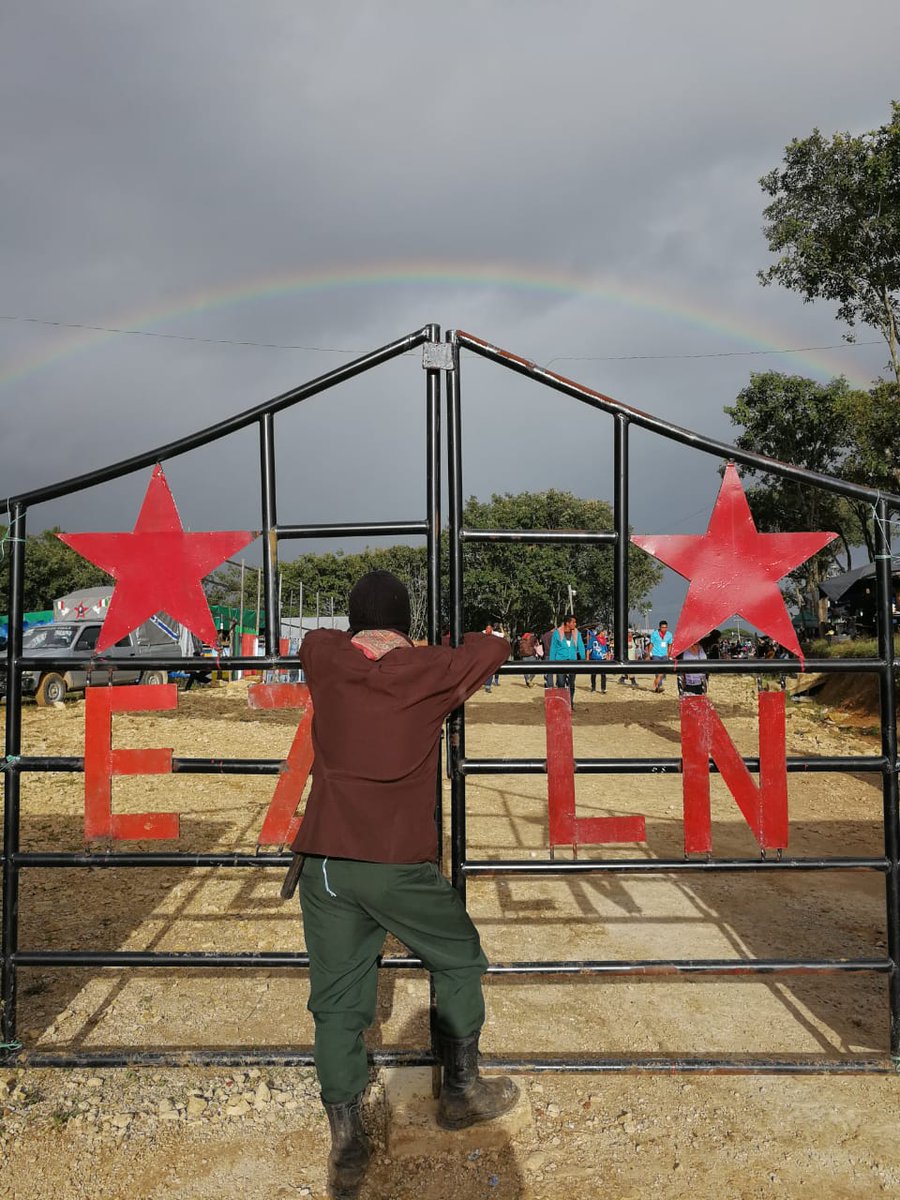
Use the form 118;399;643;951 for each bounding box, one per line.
1;1;896;620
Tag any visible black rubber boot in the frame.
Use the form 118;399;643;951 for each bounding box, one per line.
324;1094;371;1200
436;1034;519;1131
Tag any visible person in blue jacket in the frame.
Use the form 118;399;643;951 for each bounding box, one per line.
586;627;611;694
549;614;586;710
649;619;674;692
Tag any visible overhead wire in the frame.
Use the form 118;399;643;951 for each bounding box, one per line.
0;312;884;366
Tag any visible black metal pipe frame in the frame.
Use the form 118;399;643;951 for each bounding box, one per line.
276;521;428;540
875;499;900;1065
260;413;279;656
454;330;900;509
2;501;26;1048
9;1049;892;1074
3;324;900;1075
460;756;886;774
10;852;890;873
613;414;629;664
10;951;889;975
11;654;881;675
424;323;443;1084
10;751;886;775
462;857;888;876
436;328;900;1076
461;529;618;545
490;658;885;674
445;331;467;900
1;328;433;510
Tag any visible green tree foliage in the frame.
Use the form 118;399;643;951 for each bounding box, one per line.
759;101;900;383
0;528;111;613
271;491;661;642
835;379;900;558
203;563;244;607
279;545;429;637
459;490;659;638
723;372;895;623
726;371;900;566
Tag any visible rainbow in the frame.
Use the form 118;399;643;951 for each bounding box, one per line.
0;262;877;389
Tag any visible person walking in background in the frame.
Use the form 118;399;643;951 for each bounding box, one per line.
541;626;555;689
550;614;586;711
482;623;504;692
649;619;673;693
677;640;708;698
517;630;539;687
618;628;638;687
587;626;610;694
701;629;722;661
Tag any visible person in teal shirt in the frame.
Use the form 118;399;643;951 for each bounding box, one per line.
549;615;586;710
649;619;673;692
586;627;611;694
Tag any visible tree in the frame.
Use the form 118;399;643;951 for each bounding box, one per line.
280;545;430;639
724;373;862;628
835;380;900;558
0;528;111;614
758;101;900;383
276;491;661;644
459;490;661;638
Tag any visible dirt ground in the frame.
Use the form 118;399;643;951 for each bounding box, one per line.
1;672;898;1198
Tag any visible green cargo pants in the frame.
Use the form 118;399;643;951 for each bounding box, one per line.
299;854;488;1104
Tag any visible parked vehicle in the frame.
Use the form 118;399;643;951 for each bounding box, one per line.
0;621;182;706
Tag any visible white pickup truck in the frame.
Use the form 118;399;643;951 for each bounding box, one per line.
5;621;181;705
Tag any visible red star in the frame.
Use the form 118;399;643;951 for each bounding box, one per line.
59;465;255;652
631;464;836;662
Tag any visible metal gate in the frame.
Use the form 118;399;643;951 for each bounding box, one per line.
2;323;898;1073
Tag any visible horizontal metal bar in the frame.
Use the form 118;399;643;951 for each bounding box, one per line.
13;757;286;775
4;655;888;675
485;958;890;976
454;330;900;510
7;1048;890;1074
7;1048;431;1069
13;851;890;874
12;948;889;975
14;853;295;868
10;656;287;671
497;659;888;674
4;327;433;508
5;1051;897;1080
461;756;887;775
13;951;424;968
170;758;282;775
276;521;428;540
485;1056;895;1076
10;752;887;778
463;857;889;875
461;528;618;545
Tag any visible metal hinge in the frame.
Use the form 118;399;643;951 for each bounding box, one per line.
422;342;456;371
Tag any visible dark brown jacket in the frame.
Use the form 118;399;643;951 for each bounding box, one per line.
291;630;509;863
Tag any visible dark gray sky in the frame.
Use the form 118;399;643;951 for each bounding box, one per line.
2;1;897;623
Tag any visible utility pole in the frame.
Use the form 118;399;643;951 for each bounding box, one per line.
239;560;246;641
254;565;262;637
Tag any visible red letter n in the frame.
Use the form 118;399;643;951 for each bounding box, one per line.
84;684;179;841
680;692;788;855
